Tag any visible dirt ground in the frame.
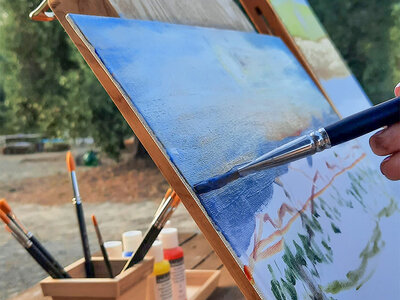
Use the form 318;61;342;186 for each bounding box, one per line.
0;150;198;300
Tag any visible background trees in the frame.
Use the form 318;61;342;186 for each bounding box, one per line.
309;0;399;103
0;0;398;158
0;0;131;159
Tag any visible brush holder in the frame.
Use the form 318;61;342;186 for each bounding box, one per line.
40;257;153;300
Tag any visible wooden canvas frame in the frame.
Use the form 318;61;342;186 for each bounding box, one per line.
47;1;340;298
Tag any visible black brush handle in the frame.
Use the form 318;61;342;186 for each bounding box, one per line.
27;244;64;278
100;244;114;278
325;97;400;146
30;235;71;278
124;225;162;270
75;202;95;278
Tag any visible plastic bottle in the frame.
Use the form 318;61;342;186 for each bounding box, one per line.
122;230;142;257
149;240;173;300
159;228;187;300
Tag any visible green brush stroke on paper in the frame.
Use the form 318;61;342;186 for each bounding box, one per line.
324;199;399;294
271;0;325;41
377;198;398;219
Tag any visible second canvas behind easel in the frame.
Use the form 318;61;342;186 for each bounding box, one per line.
68;15;399;299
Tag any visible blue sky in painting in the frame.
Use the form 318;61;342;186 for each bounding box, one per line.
321;75;371;117
69;15;339;254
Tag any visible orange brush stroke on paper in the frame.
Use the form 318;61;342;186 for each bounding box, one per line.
251;153;366;261
257;238;284;261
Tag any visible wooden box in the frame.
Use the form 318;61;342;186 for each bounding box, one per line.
40;257;154;300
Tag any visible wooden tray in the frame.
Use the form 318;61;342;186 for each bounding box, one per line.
146;269;221;300
186;270;221;300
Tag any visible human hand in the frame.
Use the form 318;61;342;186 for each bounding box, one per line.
369;83;400;180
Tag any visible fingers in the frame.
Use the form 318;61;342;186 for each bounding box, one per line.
373;82;400;181
380;152;400;180
369;123;400;156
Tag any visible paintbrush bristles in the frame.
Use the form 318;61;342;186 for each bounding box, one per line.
92;214;103;243
0;210;11;224
172;194;181;207
66;151;76;172
155;188;173;216
0;198;12;215
91;215;98;227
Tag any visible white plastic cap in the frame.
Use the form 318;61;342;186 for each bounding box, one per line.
164;220;172;228
159;228;179;249
148;240;164;262
122;230;142;252
104;241;123;258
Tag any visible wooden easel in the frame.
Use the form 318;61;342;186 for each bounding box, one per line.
34;1;340;299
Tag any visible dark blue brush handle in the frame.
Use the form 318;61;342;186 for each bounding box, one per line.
325;97;400;146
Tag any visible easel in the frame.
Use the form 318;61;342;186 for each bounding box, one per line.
32;1;350;299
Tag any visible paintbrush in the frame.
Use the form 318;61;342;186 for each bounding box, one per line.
0;199;70;278
194;96;400;194
160;193;181;225
121;190;179;272
91;215;113;278
154;187;172;216
0;211;64;278
66;151;95;278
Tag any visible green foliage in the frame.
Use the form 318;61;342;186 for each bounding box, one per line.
0;0;131;158
309;0;399;103
66;51;131;160
391;4;400;84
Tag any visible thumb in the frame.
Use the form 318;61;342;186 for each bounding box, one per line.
395;82;400;97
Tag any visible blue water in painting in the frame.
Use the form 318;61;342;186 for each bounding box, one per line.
69;15;339;254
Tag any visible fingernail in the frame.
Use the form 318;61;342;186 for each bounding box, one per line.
395;83;400;97
382;156;391;165
372;129;385;137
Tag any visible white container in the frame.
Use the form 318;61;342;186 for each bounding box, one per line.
104;241;123;258
122;230;142;257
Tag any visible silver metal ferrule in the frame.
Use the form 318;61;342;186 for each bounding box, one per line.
238;127;331;176
70;171;81;203
311;128;331;152
8;222;33;248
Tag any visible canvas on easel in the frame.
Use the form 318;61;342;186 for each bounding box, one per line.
63;14;399;300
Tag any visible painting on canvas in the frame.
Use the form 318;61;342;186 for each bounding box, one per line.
269;0;371;117
68;15;399;299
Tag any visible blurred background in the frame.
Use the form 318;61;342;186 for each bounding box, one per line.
0;0;399;159
0;0;399;299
